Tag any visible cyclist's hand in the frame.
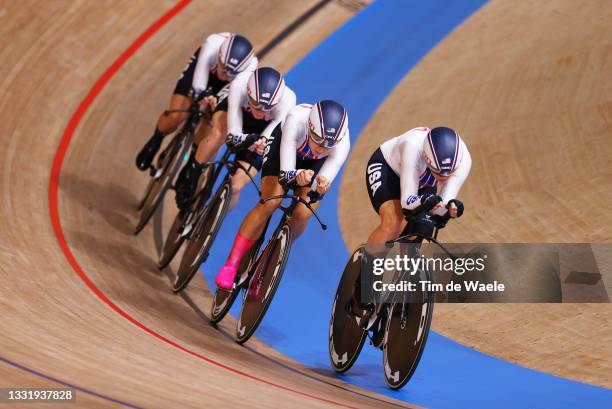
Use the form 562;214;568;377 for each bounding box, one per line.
315;175;330;194
421;193;443;212
447;199;464;218
251;137;267;155
296;169;314;186
226;133;245;147
204;95;218;111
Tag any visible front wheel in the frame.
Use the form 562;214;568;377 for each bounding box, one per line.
134;133;190;235
235;223;292;344
328;247;368;373
382;268;434;390
172;180;232;292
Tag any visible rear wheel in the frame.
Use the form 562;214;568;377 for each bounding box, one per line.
172;180;232;292
328;247;368;373
382;267;434;390
134;133;190;235
158;166;213;268
236;223;292;344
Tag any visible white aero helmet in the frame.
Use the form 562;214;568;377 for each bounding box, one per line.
307;100;348;148
217;34;254;77
422;126;464;176
246;67;285;111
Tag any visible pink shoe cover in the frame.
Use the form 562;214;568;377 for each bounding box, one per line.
215;263;238;290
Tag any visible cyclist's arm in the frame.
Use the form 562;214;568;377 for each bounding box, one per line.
278;112;301;187
226;74;247;136
316;132;351;185
434;143;472;216
399;144;423;211
192;36;217;96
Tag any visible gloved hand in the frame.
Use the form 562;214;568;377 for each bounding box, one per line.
226;132;248;147
447;199;464;218
420;193;443;212
250;137;267;155
296;169;315;187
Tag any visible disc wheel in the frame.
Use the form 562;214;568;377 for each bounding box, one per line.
235;223;292;344
328;247;368;373
382;268;434;390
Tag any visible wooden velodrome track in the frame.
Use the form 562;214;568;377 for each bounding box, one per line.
0;0;610;408
1;1;415;408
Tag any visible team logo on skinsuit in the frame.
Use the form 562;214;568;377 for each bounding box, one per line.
367;163;383;196
262;134;275;165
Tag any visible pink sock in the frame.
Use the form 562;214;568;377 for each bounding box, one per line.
226;233;256;268
215;233;256;290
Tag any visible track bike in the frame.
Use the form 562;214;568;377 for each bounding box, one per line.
134;98;208;235
328;215;456;389
228;190;326;344
169;134;262;293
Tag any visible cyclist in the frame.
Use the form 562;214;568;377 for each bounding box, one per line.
213;100;351;290
135;32;257;171
365;126;472;244
174;66;296;210
348;126;472;339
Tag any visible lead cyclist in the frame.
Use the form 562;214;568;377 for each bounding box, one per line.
356;126;472;322
366;126;472;244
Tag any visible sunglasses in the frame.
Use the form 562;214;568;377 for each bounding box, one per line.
248;95;273;113
217;60;239;78
428;166;456;178
307;128;333;149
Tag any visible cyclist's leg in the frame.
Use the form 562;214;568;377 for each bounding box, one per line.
193;115;212;145
233;122;283;239
157;94;192;133
193;82;229;145
364;147;405;244
214;176;284;289
367;200;405;244
229;150;262;209
229;161;258;210
136;48;198;171
175;111;228;209
195;111;228;164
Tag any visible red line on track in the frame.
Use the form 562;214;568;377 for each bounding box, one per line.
47;1;359;408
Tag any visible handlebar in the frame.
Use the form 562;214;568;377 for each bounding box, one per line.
259;192;327;231
227;133;262;152
386;233;457;260
162;90;211;118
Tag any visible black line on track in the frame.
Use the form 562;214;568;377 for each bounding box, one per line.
257;0;332;59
